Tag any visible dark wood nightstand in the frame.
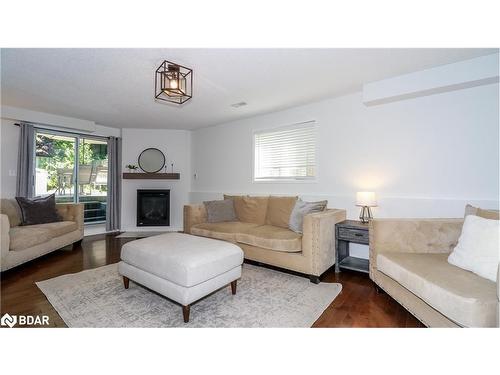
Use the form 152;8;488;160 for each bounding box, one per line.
335;220;370;273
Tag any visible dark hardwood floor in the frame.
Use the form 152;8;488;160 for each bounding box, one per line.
0;234;424;328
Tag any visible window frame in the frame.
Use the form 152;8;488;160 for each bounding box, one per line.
252;120;318;183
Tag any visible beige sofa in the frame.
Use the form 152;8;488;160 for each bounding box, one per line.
0;199;84;271
184;196;346;282
369;218;499;327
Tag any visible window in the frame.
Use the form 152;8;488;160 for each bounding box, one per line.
35;130;108;224
254;121;317;181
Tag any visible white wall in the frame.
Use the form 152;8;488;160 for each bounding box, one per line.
0;118;21;198
363;53;499;105
191;83;499;218
121;128;191;232
2;105;96;132
190;82;499;260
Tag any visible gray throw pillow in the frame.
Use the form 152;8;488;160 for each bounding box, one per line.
204;199;237;223
289;199;327;233
15;194;61;226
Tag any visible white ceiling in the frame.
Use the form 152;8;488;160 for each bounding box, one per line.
1;48;497;130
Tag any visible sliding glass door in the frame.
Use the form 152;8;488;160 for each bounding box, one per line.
35;132;77;202
35;130;108;224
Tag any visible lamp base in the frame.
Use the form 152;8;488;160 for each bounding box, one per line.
359;206;373;223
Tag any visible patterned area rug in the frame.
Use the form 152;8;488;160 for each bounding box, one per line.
36;264;342;327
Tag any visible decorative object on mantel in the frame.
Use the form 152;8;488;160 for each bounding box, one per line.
126;164;138;173
154;60;193;105
123;148;179;179
122;172;180;180
138;148;165;173
356;191;377;223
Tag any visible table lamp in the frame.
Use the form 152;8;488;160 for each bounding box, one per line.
356;192;377;223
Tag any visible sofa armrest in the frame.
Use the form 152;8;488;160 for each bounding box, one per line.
1;214;10;260
302;208;346;276
56;203;84;237
369;218;464;279
183;204;207;234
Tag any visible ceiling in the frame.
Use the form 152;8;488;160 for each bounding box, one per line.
1;48;497;130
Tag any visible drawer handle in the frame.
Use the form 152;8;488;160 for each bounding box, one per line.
354;233;363;237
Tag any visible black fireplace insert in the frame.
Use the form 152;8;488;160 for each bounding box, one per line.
137;189;170;226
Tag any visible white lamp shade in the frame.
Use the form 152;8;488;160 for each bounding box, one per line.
356;192;377;207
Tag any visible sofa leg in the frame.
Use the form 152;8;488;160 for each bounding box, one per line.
182;305;190;323
72;239;83;250
123;276;129;289
230;280;237;295
309;275;321;284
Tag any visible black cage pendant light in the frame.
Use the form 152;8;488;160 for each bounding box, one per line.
154;60;193;104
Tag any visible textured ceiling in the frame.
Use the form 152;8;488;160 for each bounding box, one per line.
1;48;497;130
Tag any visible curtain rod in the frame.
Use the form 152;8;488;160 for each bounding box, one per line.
13;123;120;139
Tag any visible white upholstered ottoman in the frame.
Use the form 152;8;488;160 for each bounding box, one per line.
118;232;243;323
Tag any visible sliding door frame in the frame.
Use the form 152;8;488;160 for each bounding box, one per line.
33;127;109;210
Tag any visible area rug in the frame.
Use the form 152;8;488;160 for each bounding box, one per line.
36;263;342;327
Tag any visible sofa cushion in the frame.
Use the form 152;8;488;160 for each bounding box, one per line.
9;226;53;251
203;199;237;223
0;198;22;227
377;252;497;327
265;196;298;229
448;215;499;282
224;195;269;225
30;221;78;238
191;221;260;242
16;194;61;225
289;199;327;233
236;225;302;252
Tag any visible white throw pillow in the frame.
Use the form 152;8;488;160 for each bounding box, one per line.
448;215;500;282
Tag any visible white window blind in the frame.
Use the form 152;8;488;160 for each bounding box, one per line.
254;121;316;181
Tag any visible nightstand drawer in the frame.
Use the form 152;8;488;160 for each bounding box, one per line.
338;227;369;243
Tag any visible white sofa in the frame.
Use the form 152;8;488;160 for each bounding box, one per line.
0;198;84;271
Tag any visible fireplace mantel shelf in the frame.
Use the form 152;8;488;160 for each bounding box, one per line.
122;173;180;180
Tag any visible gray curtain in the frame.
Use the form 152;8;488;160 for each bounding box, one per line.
16;123;36;198
106;136;122;232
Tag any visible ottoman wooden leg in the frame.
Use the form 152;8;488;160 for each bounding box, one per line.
231;280;237;295
182;305;190;323
123;276;129;289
